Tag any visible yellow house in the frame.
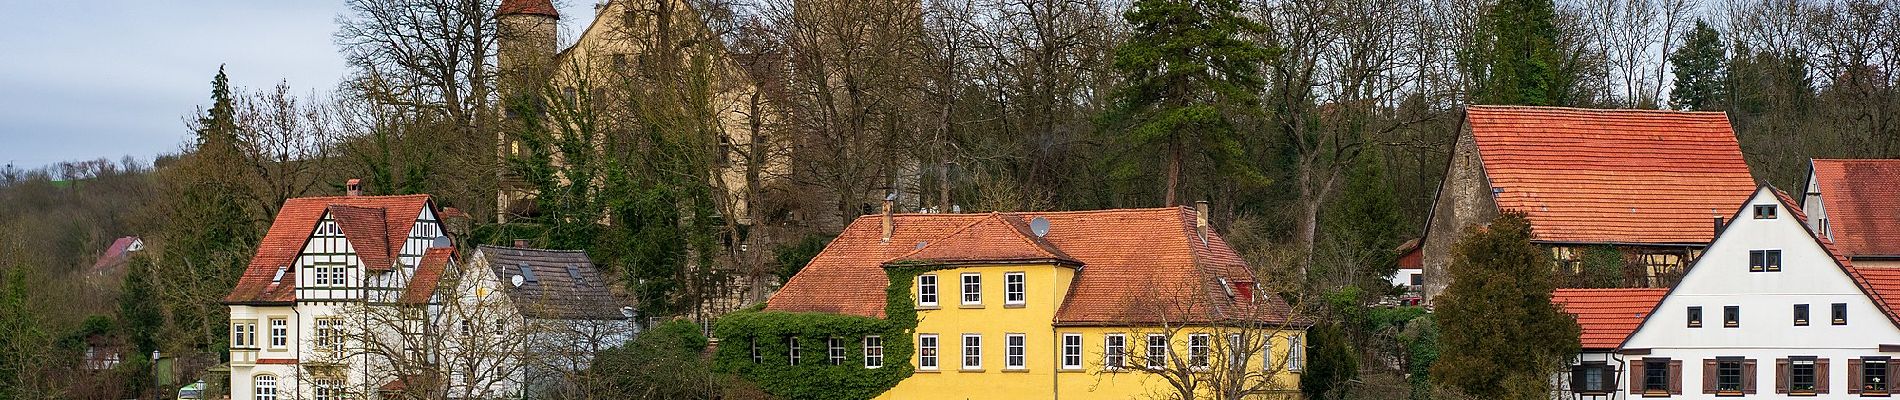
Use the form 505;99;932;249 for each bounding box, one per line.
757;204;1309;399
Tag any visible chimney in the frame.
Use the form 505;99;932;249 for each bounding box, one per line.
1195;201;1211;243
1714;216;1727;235
346;179;363;196
881;193;896;242
514;239;530;248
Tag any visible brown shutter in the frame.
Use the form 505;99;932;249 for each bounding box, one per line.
1850;359;1863;394
1630;359;1645;393
1744;359;1759;394
1776;358;1790;394
1703;359;1718;394
1671;360;1684;395
1819;358;1831;394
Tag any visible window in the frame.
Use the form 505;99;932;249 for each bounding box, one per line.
1835;303;1849;325
1006;334;1026;370
962;334;982;370
1227;334;1247;368
313;379;341;400
1289;335;1303;371
315;263;347;286
751;338;762;363
1189;334;1210;369
1796;304;1811;326
865;336;884;368
1715;358;1744;394
918;334;938;370
494;319;506;336
269;318;287;348
232;321;257;348
1864;357;1889;394
1104;334;1126;370
787;337;801;365
1571;363;1611;394
961;273;982;305
828;337;845;365
1689;306;1704;328
254;374;278;400
1790;357;1818;394
316;318;343;353
1146;334;1168;369
459;319;471;336
1410;273;1423;286
1725;305;1741;328
1005;272;1026;305
1750;250;1782;272
1755;204;1778;219
1061;334;1083;370
917;274;938;307
1643;358;1671;394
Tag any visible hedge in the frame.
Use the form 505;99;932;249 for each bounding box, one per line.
711;265;942;400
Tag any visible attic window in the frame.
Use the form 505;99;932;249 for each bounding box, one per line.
566;265;584;285
1754;204;1777;219
519;264;538;283
271;266;288;283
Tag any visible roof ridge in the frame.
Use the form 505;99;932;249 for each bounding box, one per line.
1468;105;1730;116
477;244;590;253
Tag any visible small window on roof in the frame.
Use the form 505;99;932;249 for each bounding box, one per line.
566;265;583;280
271;266;288;283
518;264;538;283
1754;204;1777;219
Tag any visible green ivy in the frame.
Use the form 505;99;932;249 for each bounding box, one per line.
711;264;944;400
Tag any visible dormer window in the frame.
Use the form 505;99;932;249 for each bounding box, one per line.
1754;204;1778;219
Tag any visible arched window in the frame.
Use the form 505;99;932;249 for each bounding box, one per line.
254;374;278;400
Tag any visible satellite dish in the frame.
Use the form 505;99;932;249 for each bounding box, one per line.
915;241;928;250
431;236;452;248
1029;217;1051;237
511;275;525;287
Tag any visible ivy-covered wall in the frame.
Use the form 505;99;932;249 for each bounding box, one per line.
711;265;941;400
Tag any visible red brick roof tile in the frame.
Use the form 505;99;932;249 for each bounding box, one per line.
498;0;558;17
765;207;1299;326
1807;159;1900;257
1551;288;1668;350
1467;106;1757;244
400;247;456;305
889;213;1078;266
224;195;433;304
329;205;394;272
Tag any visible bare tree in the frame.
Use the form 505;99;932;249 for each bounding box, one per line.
1100;281;1311;400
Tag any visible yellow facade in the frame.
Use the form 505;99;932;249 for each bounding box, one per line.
878;263;1303;400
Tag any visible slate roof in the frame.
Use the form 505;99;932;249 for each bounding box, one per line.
1466;106;1757;244
225;194;433;304
498;0;558;17
478;245;631;320
399;247;457;305
1551;288;1668;350
766;207;1302;326
1806;159;1900;257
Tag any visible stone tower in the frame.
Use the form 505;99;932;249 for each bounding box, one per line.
496;0;558;223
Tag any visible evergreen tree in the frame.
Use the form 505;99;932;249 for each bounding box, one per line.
0;272;45;400
1465;0;1579;106
1669;20;1728;111
151;67;262;352
1102;0;1272;206
1301;322;1360;399
118;255;163;355
1431;212;1581;399
1321;156;1404;289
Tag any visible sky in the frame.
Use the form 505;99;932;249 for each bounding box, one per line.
0;0;595;170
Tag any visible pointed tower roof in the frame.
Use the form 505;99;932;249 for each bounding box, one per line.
499;0;559;17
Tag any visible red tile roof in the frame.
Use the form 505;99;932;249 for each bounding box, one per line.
400;247;456;305
329;205;395;272
1807;159;1900;257
224;195;434;304
1466;106;1757;244
1765;187;1900;328
1551;288;1668;349
88;236;141;274
498;0;558;17
766;207;1299;326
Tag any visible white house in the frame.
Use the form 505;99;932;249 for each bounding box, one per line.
222;181;452;400
1555;185;1900;399
440;245;638;398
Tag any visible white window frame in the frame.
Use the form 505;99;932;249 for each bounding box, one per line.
828;337;846;365
788;337;801;365
962;334;983;370
232;321;256;348
1263;335;1274;368
1104;334;1126;370
1061;333;1083;370
1227;334;1246;368
1288;335;1303;371
1147;334;1168;369
1005;333;1027;370
254;374;278;400
918;334;938;370
1004;272;1026;305
865;336;884;369
917;274;938;307
313;378;341;400
316;317;343;353
269;318;287;349
961;273;982;305
1189;334;1210;370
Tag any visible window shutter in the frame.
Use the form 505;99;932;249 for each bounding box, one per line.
1850;359;1863;394
1890;360;1899;392
1744;359;1758;394
1819;358;1831;394
1703;359;1718;394
1570;367;1585;392
1670;360;1684;395
1776;358;1790;394
1630;359;1645;393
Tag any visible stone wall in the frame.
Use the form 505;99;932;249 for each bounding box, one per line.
1421;124;1497;303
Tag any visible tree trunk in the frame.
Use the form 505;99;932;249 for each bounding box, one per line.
1165;139;1182;206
